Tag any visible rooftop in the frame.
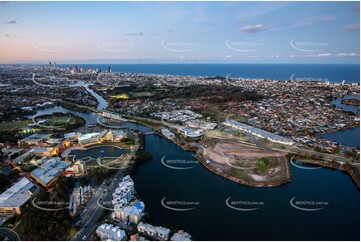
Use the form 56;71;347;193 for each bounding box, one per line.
96;223;126;241
31;157;68;186
0;177;36;208
21;133;50;142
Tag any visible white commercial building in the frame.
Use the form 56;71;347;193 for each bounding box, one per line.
96;223;126;241
69;185;92;215
78;130;108;145
137;222;170;240
71;160;87;175
223;120;294;145
186;120;217;130
179;128;204;139
18;133;51;145
161;128;175;139
13;147;56;164
30;157;69;187
171;230;192;241
112;175;135;209
64;132;82;141
112;201;145;225
1;148;24;158
101;111;126;122
0;177;37;215
105;130;127;142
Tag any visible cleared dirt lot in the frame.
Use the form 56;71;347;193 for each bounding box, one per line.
199;138;291;186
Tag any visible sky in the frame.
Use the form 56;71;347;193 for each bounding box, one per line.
0;1;360;64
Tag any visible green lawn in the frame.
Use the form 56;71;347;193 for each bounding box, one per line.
0;120;30;131
255;157;276;174
67;226;81;240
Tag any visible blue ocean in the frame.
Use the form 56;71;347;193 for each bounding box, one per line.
58;63;360;83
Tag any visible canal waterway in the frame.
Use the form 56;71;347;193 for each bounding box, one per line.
27;77;360;240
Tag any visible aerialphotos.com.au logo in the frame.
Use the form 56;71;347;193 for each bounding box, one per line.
161;155;199;170
290;197;329;212
224;73;250;88
95;134;138;170
32;197;69;211
97;40;135;53
96;155;125;170
31;114;66;131
290;158;322;170
225;197;264;211
32;39;70;53
32;73;69;88
290;39;328;52
161;39;200;53
225;39;264;52
161;197;200;212
96;116;127;129
290;73;329;82
97;198;116;211
160;75;193;88
96;72;133;88
96;72;121;88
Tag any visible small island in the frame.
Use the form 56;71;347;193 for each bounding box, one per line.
341;99;360;106
32;112;86;130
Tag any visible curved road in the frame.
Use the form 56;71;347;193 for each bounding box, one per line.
0;228;21;241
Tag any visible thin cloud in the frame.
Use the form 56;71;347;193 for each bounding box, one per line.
272;16;335;32
200;28;211;33
192;10;216;25
236;2;288;19
342;23;360;32
239;24;264;33
297;16;335;28
308;53;358;57
335;53;358;57
348;6;360;12
323;16;335;23
5;20;17;24
298;20;315;28
125;32;144;36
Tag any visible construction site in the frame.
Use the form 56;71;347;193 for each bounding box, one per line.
197;138;291;187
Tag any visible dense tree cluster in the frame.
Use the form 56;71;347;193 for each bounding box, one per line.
18;206;73;241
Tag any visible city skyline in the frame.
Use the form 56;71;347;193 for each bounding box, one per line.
0;1;360;64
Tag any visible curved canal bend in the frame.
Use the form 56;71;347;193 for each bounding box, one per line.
29;83;360;241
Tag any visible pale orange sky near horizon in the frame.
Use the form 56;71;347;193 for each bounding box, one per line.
0;1;359;64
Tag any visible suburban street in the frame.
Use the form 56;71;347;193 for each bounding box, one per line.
71;171;124;241
71;133;139;241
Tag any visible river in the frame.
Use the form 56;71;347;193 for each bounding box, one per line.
317;95;360;148
69;81;108;110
